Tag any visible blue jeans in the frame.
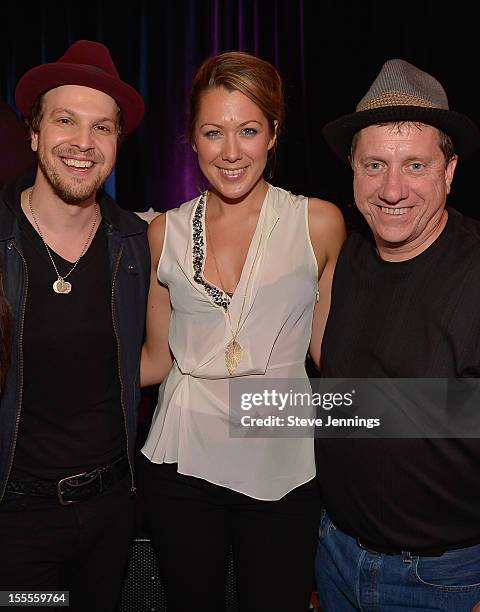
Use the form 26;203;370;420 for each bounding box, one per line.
315;510;480;612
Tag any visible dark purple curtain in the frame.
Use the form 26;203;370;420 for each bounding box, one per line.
1;0;479;222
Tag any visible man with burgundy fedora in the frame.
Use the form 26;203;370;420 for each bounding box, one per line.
315;60;480;610
0;40;149;610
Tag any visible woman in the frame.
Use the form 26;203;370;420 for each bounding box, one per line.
140;51;345;612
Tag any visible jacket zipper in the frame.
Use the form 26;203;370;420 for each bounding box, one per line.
111;244;136;494
0;241;28;504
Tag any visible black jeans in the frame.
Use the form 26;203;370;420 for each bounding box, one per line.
139;456;321;612
0;476;134;612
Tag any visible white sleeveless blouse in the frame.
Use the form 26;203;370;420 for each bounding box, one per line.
142;185;318;500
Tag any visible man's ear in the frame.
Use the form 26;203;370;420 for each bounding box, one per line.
445;155;458;194
31;131;38;152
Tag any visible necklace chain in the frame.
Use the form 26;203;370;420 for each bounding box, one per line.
205;191;264;374
206;220;240;336
27;187;99;293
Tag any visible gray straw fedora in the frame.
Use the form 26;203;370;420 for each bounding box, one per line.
323;59;480;160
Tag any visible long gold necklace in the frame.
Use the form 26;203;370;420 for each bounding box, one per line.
206;195;264;376
28;187;99;295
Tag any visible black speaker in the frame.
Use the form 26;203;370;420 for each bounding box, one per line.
119;538;238;611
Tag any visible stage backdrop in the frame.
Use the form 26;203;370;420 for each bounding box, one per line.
1;0;479;225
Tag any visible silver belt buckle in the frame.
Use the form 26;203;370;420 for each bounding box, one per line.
57;470;92;505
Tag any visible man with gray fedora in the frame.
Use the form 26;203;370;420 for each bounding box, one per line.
0;40;149;610
315;59;480;610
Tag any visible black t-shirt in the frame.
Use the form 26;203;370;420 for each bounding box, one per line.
11;209;123;480
317;207;480;553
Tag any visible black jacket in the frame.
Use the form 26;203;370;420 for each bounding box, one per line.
0;173;150;502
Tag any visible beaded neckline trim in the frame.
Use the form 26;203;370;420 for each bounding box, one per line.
192;192;231;311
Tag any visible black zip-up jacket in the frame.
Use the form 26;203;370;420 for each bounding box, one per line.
0;173;150;503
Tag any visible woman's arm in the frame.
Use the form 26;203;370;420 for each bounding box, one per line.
308;198;347;371
140;213;173;387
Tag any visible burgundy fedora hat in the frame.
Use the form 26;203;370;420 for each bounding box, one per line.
323;59;480;160
15;39;144;134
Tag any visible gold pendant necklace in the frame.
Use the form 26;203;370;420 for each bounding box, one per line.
27;187;99;295
225;337;243;377
205;192;264;376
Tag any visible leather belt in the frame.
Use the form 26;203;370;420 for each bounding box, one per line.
6;455;129;505
356;537;446;557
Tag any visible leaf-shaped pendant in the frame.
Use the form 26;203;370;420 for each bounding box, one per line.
225;339;243;376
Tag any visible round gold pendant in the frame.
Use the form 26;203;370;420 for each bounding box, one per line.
53;278;72;294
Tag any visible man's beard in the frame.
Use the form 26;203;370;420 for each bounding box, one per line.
37;145;114;205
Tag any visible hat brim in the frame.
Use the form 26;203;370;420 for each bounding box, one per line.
15;64;145;135
322;106;480;160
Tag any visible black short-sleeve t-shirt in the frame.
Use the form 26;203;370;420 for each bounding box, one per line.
11;209;123;481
